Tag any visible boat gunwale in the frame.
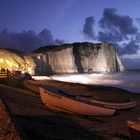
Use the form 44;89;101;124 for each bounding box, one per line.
40;86;116;110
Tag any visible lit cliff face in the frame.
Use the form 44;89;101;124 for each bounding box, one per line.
47;46;77;73
0;42;124;76
0;49;22;71
73;43;117;72
23;55;36;75
32;46;77;75
0;49;36;75
32;42;125;75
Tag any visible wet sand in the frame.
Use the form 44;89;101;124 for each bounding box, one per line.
0;78;140;140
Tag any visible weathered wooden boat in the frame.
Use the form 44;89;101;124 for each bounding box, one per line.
77;97;136;110
39;86;116;116
23;80;136;111
127;120;140;140
22;80;39;93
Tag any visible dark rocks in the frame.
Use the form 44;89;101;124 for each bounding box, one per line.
0;98;22;140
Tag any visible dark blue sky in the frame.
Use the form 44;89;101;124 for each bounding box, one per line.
0;0;140;68
1;0;140;40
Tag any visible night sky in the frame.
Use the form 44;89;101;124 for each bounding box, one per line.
0;0;140;69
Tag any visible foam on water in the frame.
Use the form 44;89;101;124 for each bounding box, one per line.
50;71;140;93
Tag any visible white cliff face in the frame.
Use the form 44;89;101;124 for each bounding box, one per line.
94;43;117;72
0;43;125;76
32;42;125;75
47;47;77;73
74;43;117;73
116;53;125;72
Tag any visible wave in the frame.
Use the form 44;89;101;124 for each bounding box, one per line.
50;70;140;93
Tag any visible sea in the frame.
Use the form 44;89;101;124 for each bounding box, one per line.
50;69;140;94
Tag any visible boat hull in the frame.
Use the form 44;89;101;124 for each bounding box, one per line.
39;87;115;116
127;121;140;140
23;81;136;110
77;97;136;110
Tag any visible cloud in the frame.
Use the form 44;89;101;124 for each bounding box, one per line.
135;18;140;26
38;29;54;46
82;16;96;40
98;31;123;43
98;8;140;55
99;8;137;35
121;40;139;54
0;28;63;52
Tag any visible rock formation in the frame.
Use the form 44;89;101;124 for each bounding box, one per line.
32;42;125;75
116;53;125;72
0;42;125;75
0;49;36;75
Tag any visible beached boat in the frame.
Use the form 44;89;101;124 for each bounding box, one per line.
24;79;136;111
23;80;136;111
39;86;116;116
127;120;140;140
77;97;136;110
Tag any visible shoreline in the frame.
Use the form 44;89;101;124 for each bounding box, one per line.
48;72;140;94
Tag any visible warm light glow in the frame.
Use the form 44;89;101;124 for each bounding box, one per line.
0;50;35;75
22;71;25;74
0;58;19;71
0;58;4;63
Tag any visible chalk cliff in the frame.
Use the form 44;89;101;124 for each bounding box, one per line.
32;42;125;75
0;42;125;75
0;49;36;75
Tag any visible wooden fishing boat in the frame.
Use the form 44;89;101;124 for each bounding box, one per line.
77;97;136;110
23;79;136;111
22;80;39;93
127;120;140;140
39;86;116;116
23;80;136;111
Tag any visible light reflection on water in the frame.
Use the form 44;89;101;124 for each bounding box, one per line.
50;72;140;93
